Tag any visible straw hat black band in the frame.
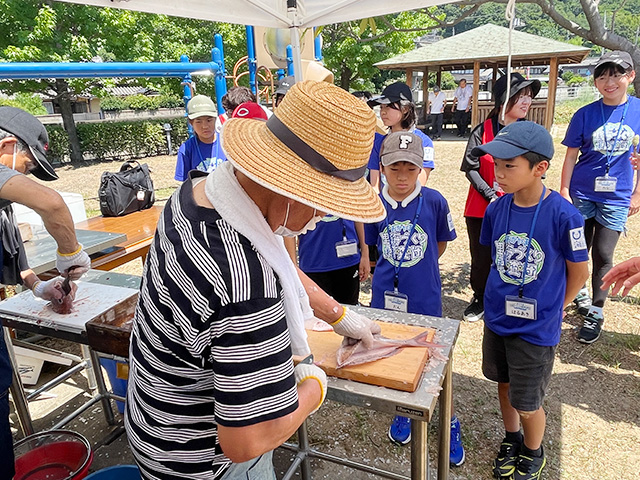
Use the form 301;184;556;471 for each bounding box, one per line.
266;115;367;182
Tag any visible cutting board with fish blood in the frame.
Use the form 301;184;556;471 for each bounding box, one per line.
0;281;138;337
306;321;436;392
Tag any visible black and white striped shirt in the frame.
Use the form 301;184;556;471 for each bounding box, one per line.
125;174;298;479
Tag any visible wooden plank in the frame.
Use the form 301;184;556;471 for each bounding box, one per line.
86;294;138;357
545;57;559;130
471;61;480;127
306;322;436;392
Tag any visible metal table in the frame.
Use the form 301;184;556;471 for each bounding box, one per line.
1;270;141;436
23;228;126;275
283;306;460;480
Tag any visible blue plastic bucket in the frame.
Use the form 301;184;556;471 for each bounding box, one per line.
99;358;128;414
85;466;141;480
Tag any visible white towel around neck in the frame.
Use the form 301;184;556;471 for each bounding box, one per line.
204;162;311;356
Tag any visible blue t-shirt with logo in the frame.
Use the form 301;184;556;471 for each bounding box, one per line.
480;191;589;346
174;135;227;181
367;128;435;172
562;96;640;206
365;187;456;317
298;216;360;273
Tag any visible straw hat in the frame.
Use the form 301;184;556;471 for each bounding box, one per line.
222;80;385;222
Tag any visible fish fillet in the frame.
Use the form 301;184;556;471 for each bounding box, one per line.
336;330;441;368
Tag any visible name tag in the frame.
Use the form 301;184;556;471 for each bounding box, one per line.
505;295;537;320
594;175;617;193
384;290;409;313
335;239;358;258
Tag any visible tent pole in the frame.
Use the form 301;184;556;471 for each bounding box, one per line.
287;0;304;82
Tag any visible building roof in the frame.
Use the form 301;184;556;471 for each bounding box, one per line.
375;24;590;71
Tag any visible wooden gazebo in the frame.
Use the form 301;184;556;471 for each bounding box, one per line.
374;24;591;129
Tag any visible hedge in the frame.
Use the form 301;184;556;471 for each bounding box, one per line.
100;94;183;112
45;117;189;164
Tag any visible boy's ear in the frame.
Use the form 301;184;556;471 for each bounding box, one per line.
0;137;17;155
534;160;550;177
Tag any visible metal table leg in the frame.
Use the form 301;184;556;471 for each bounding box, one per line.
81;345;97;391
4;327;33;436
89;349;115;425
410;419;429;480
437;356;453;480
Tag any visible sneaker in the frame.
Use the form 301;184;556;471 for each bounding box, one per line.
388;415;411;445
578;310;603;344
463;297;484;322
573;290;591;316
513;449;546;480
492;439;521;478
450;416;465;467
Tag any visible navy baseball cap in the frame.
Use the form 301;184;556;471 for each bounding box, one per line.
0;106;57;181
368;82;413;106
471;121;554;160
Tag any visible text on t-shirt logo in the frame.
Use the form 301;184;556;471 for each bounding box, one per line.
569;227;587;251
399;134;414;149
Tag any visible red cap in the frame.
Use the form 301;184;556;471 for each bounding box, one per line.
231;102;268;120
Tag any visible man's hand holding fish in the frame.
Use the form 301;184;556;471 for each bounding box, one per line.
331;307;382;349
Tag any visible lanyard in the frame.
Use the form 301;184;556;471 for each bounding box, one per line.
503;186;546;297
600;99;629;175
340;219;347;241
383;193;422;291
196;138;216;167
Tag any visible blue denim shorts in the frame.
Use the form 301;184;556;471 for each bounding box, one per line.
220;450;276;480
572;197;629;232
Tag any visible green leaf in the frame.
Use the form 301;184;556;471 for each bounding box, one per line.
358;18;368;35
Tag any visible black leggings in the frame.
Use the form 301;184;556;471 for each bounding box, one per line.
466;216;492;300
584;217;621;307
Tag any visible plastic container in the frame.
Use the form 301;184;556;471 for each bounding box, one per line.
99;358;128;414
85;465;141;480
13;430;93;480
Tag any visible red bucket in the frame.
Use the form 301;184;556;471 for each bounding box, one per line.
14;430;93;480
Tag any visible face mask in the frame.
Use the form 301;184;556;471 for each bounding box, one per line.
274;204;322;237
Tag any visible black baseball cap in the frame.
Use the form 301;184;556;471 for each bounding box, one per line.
595;50;634;72
471;121;554;160
368;82;413;106
275;76;296;96
493;72;541;107
0;106;57;181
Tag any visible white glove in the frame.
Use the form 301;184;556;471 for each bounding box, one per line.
33;278;65;302
294;363;327;414
56;244;91;280
331;307;382;349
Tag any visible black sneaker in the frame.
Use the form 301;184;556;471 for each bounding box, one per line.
463;297;484;322
492;440;521;478
513;449;546;480
577;311;603;344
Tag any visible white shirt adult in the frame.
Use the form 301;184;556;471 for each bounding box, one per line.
428;90;447;114
453;83;473;111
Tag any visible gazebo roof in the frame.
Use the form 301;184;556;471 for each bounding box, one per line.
375;24;590;71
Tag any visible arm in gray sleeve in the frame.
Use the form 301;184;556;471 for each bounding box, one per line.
460;123;498;202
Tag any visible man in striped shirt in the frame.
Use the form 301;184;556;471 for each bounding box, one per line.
125;81;386;480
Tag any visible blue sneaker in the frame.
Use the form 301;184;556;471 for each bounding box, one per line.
388;415;411;445
450;416;465;467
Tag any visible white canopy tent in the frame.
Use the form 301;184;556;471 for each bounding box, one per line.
56;0;461;80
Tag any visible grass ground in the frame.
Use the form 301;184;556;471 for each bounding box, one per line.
24;124;640;479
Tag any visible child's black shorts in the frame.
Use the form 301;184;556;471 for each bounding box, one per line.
482;325;556;412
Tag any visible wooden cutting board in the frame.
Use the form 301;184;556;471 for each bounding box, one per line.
306;321;436;392
0;281;138;335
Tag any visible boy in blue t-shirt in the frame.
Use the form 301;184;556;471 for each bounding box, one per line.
364;131;463;465
475;121;589;480
174;95;226;181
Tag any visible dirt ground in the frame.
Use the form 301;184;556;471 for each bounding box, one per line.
12;125;640;479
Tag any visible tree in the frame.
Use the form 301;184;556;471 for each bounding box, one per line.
427;0;640;95
320;11;438;92
0;1;244;164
